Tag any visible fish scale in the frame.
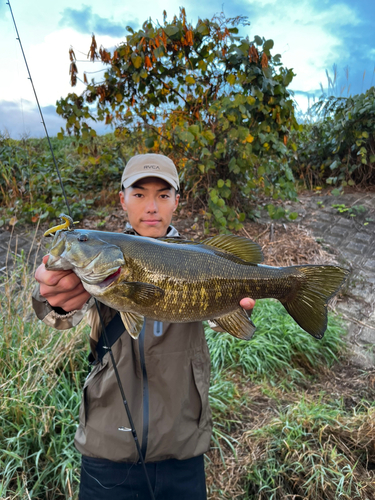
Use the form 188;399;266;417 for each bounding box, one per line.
45;228;349;340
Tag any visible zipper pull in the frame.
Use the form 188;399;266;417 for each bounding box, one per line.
153;321;163;337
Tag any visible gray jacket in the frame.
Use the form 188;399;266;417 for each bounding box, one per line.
32;225;212;462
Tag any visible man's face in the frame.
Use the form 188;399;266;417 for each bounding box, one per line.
119;177;180;238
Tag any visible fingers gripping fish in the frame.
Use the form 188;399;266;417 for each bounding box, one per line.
44;222;349;341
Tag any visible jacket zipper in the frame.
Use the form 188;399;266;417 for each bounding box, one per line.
139;320;149;460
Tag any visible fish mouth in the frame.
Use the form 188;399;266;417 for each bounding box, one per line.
97;267;122;288
45;255;73;271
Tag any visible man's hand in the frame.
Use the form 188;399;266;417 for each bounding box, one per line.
239;298;256;311
35;255;91;312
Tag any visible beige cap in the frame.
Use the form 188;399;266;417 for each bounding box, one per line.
121;154;180;190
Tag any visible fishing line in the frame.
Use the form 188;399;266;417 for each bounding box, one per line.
6;0;71;219
7;3;155;499
94;302;155;499
81;456;136;489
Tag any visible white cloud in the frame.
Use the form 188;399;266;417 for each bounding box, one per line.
247;1;360;95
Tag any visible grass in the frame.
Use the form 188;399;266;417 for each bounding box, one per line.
1;242;374;499
206;299;346;379
242;400;375;499
0;250;87;499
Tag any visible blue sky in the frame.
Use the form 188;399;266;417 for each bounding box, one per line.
1;0;374;137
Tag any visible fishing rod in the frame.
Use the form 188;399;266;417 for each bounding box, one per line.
6;2;155;498
6;1;72;219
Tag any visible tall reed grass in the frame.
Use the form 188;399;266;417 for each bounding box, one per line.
0;242;88;499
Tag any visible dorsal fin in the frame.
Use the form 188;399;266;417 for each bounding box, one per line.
159;234;263;264
200;235;263;264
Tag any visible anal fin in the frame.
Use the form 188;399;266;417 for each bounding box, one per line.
120;311;145;339
213;308;256;340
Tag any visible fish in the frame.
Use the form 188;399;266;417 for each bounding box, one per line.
45;227;349;341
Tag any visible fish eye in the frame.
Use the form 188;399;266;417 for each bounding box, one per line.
78;234;88;242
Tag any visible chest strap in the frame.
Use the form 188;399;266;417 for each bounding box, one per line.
90;313;126;364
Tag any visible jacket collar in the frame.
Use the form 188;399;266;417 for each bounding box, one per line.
124;222;180;238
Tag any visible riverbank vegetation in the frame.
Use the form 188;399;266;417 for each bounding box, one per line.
1;232;374;499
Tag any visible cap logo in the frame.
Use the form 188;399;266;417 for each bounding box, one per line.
143;164;160;170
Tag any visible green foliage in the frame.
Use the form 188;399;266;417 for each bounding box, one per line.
3;247;372;500
0;251;86;498
57;8;298;230
206;299;345;379
291;87;375;188
0;134;127;224
244;400;375;499
332;203;366;217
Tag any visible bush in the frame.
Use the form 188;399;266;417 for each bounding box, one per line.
291;87;375;188
57;8;299;230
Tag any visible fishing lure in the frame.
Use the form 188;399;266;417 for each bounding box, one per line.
43;214;79;236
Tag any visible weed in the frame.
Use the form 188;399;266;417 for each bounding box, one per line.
332;203;367;218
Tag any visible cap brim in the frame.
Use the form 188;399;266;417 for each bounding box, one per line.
122;172;179;190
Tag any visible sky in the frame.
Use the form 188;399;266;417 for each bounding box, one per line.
1;0;374;138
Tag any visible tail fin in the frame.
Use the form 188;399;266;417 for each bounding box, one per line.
282;265;349;339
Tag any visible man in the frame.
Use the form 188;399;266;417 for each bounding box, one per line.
33;153;255;499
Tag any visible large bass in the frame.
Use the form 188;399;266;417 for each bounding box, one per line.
45;222;349;341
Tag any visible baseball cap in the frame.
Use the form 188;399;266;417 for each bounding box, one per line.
121;154;180;190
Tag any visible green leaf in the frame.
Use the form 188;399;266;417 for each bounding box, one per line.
254;35;263;46
226;74;236;85
198;60;207;71
288;212;298;220
132;56;143;69
330;160;339;171
188;125;200;136
263;39;274;51
203;130;215;142
197;23;210;35
217;179;224;188
185;75;196;85
179;130;194;143
164;25;179;37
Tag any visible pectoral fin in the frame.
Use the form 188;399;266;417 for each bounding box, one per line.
213;308;256;340
118;281;164;305
120;311;145;339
